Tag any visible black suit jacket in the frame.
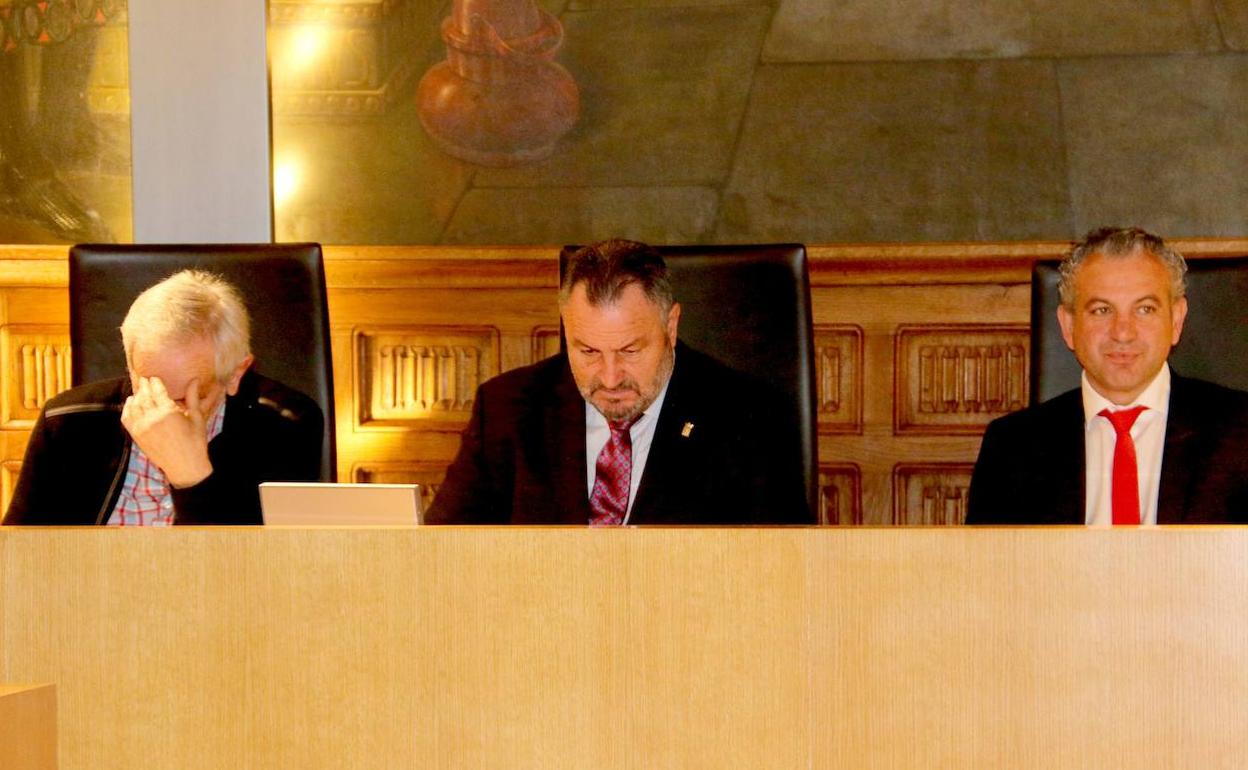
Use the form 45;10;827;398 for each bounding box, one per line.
966;374;1248;524
4;370;323;525
427;343;813;525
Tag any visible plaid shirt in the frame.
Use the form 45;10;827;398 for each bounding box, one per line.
107;402;226;527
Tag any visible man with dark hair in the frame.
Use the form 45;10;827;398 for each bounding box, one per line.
427;238;812;525
967;227;1248;525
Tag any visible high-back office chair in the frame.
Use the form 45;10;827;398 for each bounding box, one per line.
559;243;819;519
68;243;337;480
1031;257;1248;403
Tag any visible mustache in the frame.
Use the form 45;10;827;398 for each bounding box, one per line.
589;378;640;395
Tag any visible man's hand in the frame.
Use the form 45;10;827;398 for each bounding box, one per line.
121;376;214;488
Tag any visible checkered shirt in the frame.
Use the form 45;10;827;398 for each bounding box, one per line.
107;402;226;526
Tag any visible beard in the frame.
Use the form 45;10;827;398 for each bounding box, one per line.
580;344;675;423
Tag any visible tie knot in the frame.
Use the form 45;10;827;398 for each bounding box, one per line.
1098;405;1147;435
608;417;638;436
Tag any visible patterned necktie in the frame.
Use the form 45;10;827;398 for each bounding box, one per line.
1098;406;1148;526
589;418;638;526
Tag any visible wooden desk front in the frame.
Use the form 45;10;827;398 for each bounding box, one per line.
0;527;1244;769
0;684;56;770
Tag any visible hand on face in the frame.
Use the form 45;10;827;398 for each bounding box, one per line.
121;375;215;488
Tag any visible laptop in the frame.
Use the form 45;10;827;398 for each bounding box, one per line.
259;482;424;525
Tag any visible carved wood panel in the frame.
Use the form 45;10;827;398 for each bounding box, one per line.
351;462;448;512
892;463;975;525
814;325;863;434
1;326;71;429
354;327;499;430
531;326;561;364
818;463;861;525
895;325;1028;435
2;460;20;511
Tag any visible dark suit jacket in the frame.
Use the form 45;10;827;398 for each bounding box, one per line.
966;373;1248;524
427;343;813;525
4;370;323;526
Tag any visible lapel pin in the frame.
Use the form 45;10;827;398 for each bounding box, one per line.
681;422;694;437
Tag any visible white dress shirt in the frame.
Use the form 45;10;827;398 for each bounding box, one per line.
1082;364;1170;526
585;378;670;525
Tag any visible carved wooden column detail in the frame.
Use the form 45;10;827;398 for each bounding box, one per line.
814;325;863;434
895;325;1028;434
1;326;71;429
892;464;975;525
355;327;499;429
819;463;861;525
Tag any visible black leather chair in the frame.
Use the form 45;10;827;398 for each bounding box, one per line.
68;243;337;480
560;244;818;518
1031;257;1248;403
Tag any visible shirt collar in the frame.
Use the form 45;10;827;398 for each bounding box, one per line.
1081;363;1170;426
206;398;227;441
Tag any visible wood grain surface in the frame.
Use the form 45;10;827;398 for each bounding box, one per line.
2;527;1245;769
0;683;57;770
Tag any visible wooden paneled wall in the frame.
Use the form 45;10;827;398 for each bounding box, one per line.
2;240;1245;524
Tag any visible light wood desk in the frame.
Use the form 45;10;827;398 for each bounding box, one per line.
0;684;56;770
0;527;1244;769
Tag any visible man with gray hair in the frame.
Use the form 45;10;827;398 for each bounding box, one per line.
5;270;323;525
967;227;1248;524
428;238;811;524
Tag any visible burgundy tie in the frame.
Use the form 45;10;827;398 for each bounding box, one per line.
1098;406;1147;526
589;418;637;526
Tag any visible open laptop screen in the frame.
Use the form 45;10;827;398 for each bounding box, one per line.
259;482;423;525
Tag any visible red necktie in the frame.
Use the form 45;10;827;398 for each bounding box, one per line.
1098;406;1147;526
589;418;637;526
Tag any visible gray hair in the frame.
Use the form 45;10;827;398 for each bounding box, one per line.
1058;226;1187;308
120;270;251;383
559;238;674;314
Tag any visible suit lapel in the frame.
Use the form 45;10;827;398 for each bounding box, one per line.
1048;391;1087;524
630;346;692;522
544;363;591;524
1158;375;1197;523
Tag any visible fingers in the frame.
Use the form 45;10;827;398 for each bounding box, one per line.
184;377;201;415
134;375;187;415
132;376;150;407
184;378;206;429
132;376;158;410
147;376;171;404
121;393;138;427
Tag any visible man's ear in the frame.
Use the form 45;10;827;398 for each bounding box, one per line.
224;354;255;396
1057;305;1076;352
1170;295;1188;347
665;302;681;347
